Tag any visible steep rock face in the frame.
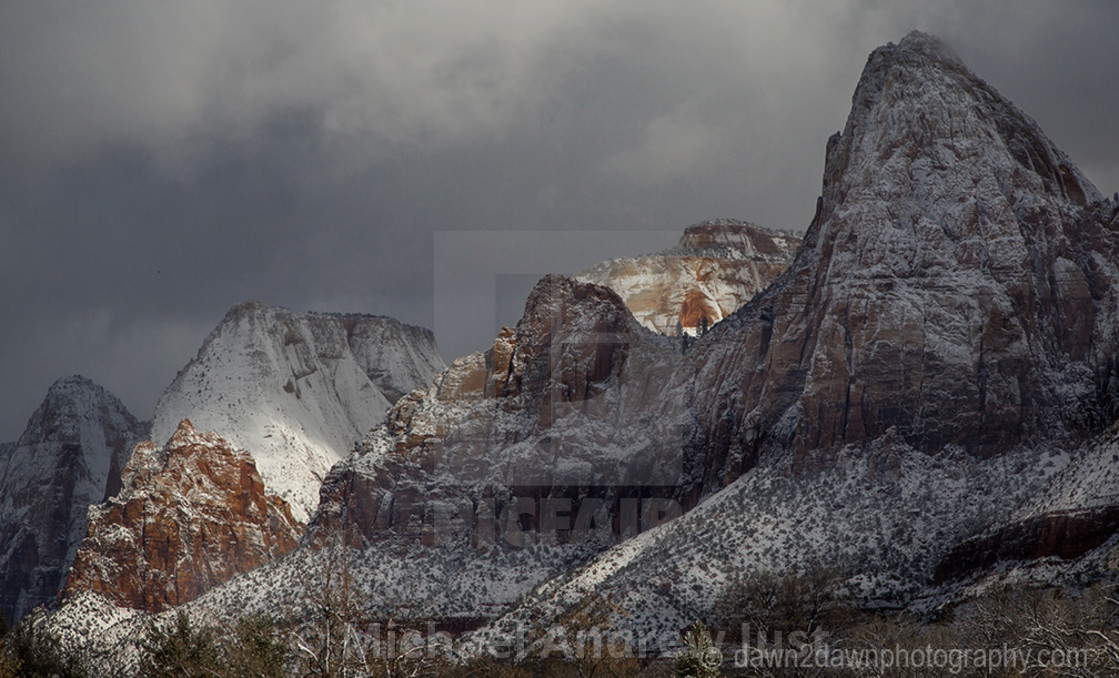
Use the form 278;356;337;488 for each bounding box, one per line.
151;302;446;520
0;376;147;624
307;275;686;552
303;32;1119;618
63;419;301;612
577;219;800;334
305;32;1119;624
686;31;1117;480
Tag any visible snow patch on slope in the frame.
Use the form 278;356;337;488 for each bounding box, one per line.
472;443;1065;651
151;303;445;521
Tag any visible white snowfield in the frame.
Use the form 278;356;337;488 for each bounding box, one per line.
150;302;445;521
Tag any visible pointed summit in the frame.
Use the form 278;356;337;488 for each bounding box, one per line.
689;32;1119;467
822;30;1099;229
0;376;148;623
893;29;965;64
18;376;136;445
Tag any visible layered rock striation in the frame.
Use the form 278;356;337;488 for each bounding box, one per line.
577;219;800;335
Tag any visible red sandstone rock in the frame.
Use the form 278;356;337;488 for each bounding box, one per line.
63;419;302;612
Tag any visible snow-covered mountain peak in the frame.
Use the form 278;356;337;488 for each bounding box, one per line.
893;29;966;66
16;375;140;450
718;32;1118;461
151;303;445;521
6;375;146;507
822;27;1101;241
1;376;148;623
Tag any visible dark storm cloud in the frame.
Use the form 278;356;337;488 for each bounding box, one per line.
1;1;1116;439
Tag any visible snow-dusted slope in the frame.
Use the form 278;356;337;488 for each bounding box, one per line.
469;442;1065;651
1022;424;1119;516
0;376;148;623
680;30;1116;475
151;302;445;520
43;31;1119;661
931;422;1119;587
577;219;799;335
48;274;690;660
479;30;1119;638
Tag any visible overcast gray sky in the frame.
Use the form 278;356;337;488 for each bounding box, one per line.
2;0;1117;440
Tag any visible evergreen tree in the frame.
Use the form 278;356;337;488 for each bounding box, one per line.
4;611;86;678
674;621;721;678
225;615;286;678
139;611;219;678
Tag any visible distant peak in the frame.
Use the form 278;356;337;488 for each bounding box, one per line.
226;300;267;319
15;374;145;456
676;220;799;258
47;374;101;395
681;219;776;238
897;30;962;62
867;30;967;73
40;375;123;412
897;30;946;51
